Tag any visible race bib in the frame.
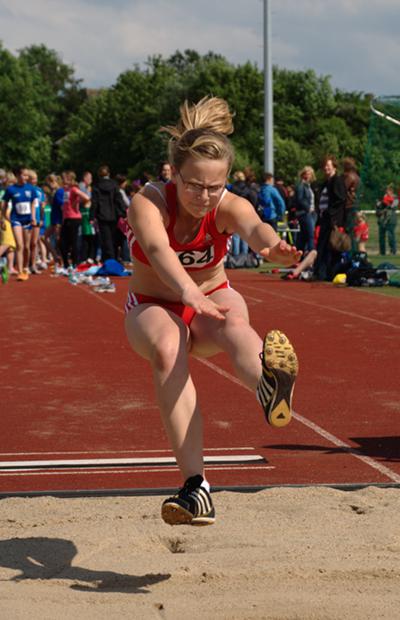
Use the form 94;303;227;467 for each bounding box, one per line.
177;246;214;269
15;201;32;215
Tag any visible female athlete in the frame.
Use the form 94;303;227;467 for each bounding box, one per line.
125;97;301;526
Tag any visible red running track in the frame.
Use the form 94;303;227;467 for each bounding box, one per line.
0;271;399;495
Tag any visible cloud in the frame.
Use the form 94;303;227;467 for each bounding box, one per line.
0;0;399;95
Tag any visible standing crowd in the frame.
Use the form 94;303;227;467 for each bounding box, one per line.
229;156;398;281
0;165;151;281
0;156;398;284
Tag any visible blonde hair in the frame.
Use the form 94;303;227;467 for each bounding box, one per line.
233;170;246;182
299;166;316;182
62;170;77;186
26;169;37;182
161;96;235;171
6;172;16;185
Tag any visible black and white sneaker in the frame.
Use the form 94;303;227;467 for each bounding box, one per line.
161;475;215;526
257;330;298;428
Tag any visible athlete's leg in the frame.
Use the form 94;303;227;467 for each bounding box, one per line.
291;249;317;277
190;287;262;389
6;249;16;273
30;226;40;271
190;287;298;427
22;227;32;270
125;304;204;481
11;225;24;273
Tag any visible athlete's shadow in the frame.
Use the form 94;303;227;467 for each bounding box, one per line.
0;537;170;593
265;436;400;462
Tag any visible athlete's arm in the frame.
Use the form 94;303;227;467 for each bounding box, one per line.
72;186;91;204
221;194;301;265
128;191;229;320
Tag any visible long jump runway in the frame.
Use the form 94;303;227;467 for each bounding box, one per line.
1;271;399;495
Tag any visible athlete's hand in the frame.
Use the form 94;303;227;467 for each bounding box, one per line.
259;240;302;266
181;286;230;321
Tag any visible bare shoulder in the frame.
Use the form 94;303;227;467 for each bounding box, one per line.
141;181;167;204
130;182;169;227
216;190;258;233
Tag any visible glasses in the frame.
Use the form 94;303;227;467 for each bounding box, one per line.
177;172;225;197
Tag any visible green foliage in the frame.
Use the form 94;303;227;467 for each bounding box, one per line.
358;100;400;207
0;42;87;175
274;136;313;181
0;43;52;173
0;43;382;186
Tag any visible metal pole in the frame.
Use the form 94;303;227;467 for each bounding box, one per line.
263;0;273;174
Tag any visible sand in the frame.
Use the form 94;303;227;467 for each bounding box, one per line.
0;486;399;620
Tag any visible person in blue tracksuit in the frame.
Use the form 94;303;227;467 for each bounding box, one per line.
28;169;46;273
0;167;37;280
258;173;286;231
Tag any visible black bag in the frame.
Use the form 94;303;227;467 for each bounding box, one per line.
347;267;388;287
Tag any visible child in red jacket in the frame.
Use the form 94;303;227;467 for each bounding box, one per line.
353;211;369;253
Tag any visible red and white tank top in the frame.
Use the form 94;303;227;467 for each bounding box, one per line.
123;182;230;271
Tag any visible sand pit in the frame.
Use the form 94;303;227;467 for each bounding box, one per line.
0;486;399;619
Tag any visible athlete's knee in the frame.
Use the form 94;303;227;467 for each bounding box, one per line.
223;313;249;332
150;332;187;373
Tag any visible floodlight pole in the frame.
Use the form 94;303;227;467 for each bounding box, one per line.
263;0;273;174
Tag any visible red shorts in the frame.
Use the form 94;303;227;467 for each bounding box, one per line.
125;281;230;326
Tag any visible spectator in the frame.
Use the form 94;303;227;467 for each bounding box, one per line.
158;161;172;183
314;155;346;281
274;176;289;209
60;171;90;270
0;167;37;281
281;249;318;281
258;173;286;231
342;157;360;230
0;170;17;275
286;184;299;246
115;174;130;263
229;171;252;256
91;165;125;261
295;166;317;252
376;185;398;255
115;174;130;210
243;166;260;208
44;174;63;266
27;169;45;274
79;171;96;263
353;211;369;253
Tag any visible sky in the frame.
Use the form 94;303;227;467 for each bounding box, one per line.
0;0;399;96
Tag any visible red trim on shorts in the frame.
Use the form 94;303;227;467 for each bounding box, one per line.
125;281;230;326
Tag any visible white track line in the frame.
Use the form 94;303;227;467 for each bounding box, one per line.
238;283;400;329
198;359;400;484
0;455;264;469
0;465;274;477
67;280;400;484
0;447;255;457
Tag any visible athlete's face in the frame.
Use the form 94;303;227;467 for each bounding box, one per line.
175;158;228;219
17;169;29;185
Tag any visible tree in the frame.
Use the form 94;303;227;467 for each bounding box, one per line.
0;43;376;184
18;44;87;146
0;43;52;173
